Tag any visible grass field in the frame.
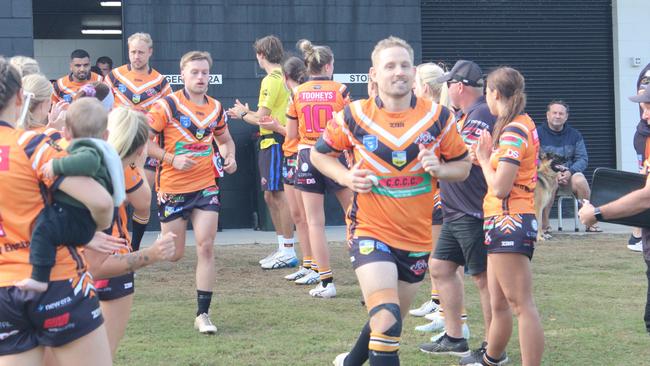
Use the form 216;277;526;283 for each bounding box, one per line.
114;233;649;366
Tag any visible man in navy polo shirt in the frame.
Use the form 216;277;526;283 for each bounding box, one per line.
419;60;500;363
538;100;595;233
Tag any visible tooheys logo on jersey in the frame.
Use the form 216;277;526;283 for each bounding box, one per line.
174;141;211;157
371;174;432;198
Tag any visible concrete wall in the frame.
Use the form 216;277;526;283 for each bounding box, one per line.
0;0;33;57
613;0;650;172
34;39;123;80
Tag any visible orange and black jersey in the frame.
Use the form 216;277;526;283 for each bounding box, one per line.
105;65;171;112
0;121;85;286
106;165;144;254
315;95;468;252
484;114;540;217
286;77;350;148
148;89;228;194
52;72;103;104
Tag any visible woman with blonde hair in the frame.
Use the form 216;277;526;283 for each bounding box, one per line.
286;39;353;297
410;63;469;338
18;73;66;132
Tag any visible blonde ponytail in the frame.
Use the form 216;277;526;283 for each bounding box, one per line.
19;73;53;129
107;107;149;159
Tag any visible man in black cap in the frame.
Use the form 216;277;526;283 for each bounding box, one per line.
419;60;506;365
628;64;650;251
579;85;650;335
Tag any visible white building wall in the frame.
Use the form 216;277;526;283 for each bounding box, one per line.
613;0;650;172
33;39;122;81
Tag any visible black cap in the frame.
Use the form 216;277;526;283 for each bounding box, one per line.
435;60;484;87
629;85;650;103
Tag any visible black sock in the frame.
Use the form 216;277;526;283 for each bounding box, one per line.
197;290;213;316
322;277;333;286
483;353;501;366
446;333;464;342
131;219;148;251
368;350;399;366
344;322;370;366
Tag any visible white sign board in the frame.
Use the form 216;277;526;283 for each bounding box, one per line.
164;74;223;85
333;73;369;84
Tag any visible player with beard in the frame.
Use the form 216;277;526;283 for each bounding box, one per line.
52;49;103;104
312;37;471;366
105;32;172;251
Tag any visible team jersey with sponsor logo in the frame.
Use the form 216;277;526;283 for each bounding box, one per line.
148;89;228;193
316;95;468;252
483;114;539;217
258;68;290;149
105;65;172;112
0;121;86;286
286;77;350;148
52;72;103;104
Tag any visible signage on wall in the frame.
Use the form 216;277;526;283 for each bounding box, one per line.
333;73;369;84
164;74;223;85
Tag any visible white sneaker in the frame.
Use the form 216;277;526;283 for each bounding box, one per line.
332;352;349;366
309;282;336;298
259;250;279;265
294;269;320;285
261;252;298;269
194;313;217;334
285;267;311;281
409;300;440;317
425;308;444;321
628;242;643;252
429;323;471;342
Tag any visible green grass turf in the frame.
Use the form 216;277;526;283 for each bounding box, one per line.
114;233;650;365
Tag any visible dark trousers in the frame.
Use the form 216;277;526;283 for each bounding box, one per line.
30;202;97;282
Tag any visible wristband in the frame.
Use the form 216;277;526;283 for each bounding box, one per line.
240;111;248;118
594;207;603;221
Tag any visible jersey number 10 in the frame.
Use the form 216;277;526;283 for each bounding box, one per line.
301;104;334;133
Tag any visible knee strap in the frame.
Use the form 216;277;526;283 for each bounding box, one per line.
368;303;402;353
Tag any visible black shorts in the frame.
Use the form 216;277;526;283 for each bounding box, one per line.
432;191;442;225
484;213;537;259
143;157;159;172
282;154;298;186
0;274;103;355
95;273;134;301
433;215;487;275
258;143;284;191
157;186;220;223
295;148;345;194
349;237;430;284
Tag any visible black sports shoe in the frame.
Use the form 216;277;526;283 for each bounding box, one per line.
419;334;470;357
459;341;509;365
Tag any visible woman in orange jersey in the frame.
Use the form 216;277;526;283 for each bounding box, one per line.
473;67;544;366
286;39;353;298
311;37;471;366
42;110;177;366
258;56;315;278
0;58;115;366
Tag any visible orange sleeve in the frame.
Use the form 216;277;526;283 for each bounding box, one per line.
286;94;298;120
160;80;172;97
438;113;468;162
19;133;67;189
147;100;169;133
495;124;529;166
212;106;228;137
124;165;144;193
315;110;353;156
